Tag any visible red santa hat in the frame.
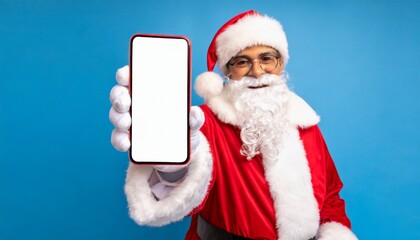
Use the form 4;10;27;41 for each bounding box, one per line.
195;10;289;100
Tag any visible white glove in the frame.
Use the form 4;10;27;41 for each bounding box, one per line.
110;66;206;199
109;66;205;157
110;65;131;152
189;106;205;154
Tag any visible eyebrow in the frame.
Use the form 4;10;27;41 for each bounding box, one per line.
233;51;280;60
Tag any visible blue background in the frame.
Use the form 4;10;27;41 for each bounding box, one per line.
1;0;419;239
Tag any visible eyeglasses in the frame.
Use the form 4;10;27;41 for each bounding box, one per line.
227;52;281;76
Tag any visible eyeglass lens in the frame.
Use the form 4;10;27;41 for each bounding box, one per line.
229;54;279;74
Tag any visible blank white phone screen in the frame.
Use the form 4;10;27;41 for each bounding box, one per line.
131;36;189;163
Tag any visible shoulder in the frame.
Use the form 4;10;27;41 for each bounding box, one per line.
287;92;320;129
199;104;217;122
199;104;212;115
198;104;221;134
298;124;323;144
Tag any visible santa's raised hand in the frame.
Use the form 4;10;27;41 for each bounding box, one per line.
109;65;204;155
110;65;131;152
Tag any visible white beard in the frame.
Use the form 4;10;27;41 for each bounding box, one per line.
223;73;291;160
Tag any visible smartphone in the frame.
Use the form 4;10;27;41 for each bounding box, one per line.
129;34;191;164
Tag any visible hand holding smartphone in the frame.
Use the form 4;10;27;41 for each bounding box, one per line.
129;34;191;165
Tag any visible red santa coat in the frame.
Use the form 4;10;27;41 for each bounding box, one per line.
185;104;351;240
124;92;357;240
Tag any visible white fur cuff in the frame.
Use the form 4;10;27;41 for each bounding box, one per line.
317;222;358;240
124;133;213;226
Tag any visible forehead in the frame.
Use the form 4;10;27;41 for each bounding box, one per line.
237;45;277;57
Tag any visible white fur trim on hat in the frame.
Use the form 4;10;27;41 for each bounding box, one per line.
194;71;224;100
216;13;289;74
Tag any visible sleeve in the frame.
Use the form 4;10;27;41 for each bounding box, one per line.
306;126;358;240
316;147;358;240
319;142;351;227
124;132;213;227
148;167;189;200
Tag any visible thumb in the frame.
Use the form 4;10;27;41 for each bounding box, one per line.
189;106;204;132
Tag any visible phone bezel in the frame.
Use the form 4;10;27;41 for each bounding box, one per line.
128;33;192;165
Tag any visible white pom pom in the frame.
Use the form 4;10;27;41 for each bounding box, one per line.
194;72;224;99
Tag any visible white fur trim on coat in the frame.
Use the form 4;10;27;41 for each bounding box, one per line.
207;93;239;126
205;88;321;238
216;13;289;74
124;133;213;226
317;222;358;240
263;126;320;239
287;92;320;128
206;91;319;128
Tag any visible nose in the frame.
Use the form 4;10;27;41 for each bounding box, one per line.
248;59;264;78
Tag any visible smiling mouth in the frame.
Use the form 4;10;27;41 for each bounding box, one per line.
248;84;269;89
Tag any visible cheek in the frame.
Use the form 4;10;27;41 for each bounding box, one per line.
278;62;285;72
230;73;243;81
273;64;284;75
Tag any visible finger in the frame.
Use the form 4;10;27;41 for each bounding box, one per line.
111;129;131;152
190;132;200;153
109;107;131;130
116;65;129;86
110;85;131;113
189;106;205;131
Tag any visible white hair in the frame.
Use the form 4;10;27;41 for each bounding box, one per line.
223;73;291;160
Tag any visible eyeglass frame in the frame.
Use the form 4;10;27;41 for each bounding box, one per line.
225;50;282;77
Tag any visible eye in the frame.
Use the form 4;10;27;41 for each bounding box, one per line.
233;58;250;68
260;55;276;64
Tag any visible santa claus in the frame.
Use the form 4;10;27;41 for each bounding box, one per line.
109;10;358;240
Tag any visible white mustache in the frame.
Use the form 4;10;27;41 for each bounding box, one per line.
227;74;284;90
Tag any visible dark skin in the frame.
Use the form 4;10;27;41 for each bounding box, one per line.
227;45;284;81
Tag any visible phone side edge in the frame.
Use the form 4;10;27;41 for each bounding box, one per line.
128;34;192;166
